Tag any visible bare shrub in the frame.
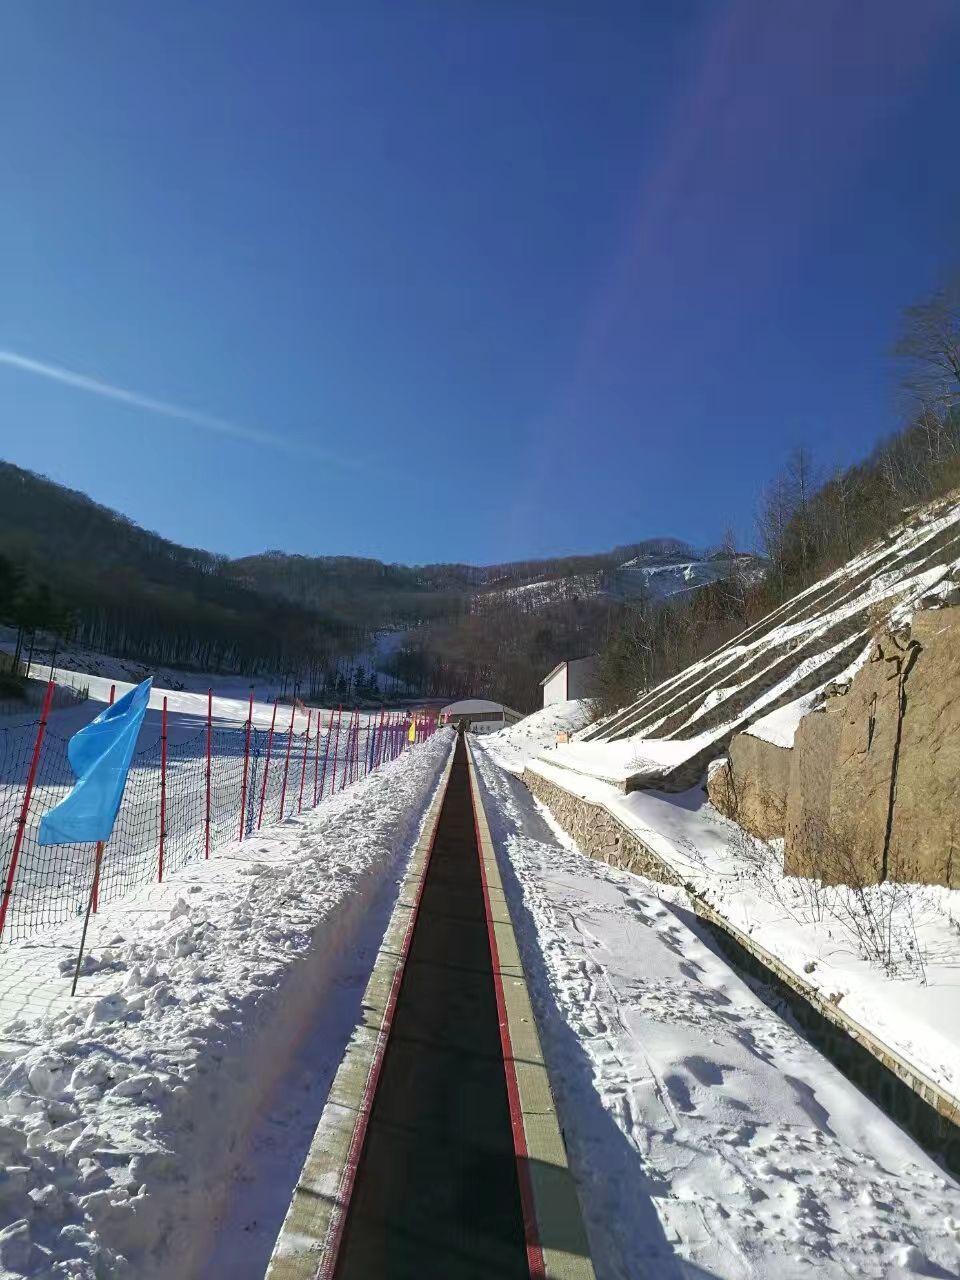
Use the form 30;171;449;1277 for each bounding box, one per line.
691;807;931;982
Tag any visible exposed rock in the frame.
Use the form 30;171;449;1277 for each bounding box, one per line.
784;707;842;878
888;609;960;886
708;733;791;839
706;759;734;815
784;606;960;887
821;634;910;883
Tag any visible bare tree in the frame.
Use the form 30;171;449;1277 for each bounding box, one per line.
786;446;818;582
756;472;792;601
895;273;960;413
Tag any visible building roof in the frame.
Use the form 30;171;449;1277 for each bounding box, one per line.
440;698;517;716
539;655;596;686
539;661;567;686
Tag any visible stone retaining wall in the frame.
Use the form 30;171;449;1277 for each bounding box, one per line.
522;767;680;886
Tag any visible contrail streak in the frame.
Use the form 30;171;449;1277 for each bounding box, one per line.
0;349;303;455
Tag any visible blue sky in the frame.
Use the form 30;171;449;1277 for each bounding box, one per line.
2;1;959;565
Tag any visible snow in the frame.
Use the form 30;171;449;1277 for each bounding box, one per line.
582;495;960;771
0;729;454;1279
745;692;820;748
470;552;764;615
479;699;592;773
548;632;879;787
0;654;315;742
51;667;310;733
0;675;391;945
472;742;960;1280
615;554;766;603
535;734;717;786
523;756;960;1104
473;575;603;613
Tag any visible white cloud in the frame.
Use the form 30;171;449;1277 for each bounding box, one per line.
0;349;310;456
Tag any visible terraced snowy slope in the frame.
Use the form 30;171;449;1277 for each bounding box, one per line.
552;494;960;791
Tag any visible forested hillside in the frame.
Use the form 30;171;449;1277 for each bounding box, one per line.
0;460;754;708
8;244;951;714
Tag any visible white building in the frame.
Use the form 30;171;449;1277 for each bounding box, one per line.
439;698;523;734
540;656;597;707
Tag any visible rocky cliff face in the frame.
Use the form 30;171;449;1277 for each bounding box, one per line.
712;604;960;888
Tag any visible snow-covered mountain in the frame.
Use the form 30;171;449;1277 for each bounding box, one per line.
472;546;766;614
613;550;766;603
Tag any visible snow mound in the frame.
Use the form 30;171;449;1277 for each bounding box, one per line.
482;699;591;773
0;731;453;1279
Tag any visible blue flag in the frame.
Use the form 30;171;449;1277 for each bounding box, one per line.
38;678;153;846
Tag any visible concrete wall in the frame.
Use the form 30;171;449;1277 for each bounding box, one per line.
566;656;597;701
542;667;567;707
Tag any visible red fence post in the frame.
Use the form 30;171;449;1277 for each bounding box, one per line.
338;709;349;792
0;680;55;942
319;706;338;802
329;705;343;797
158;696;168;883
341;708;357;791
257;698;278;830
238;686;254;842
312;708;322;806
339;709;351;792
298;709;312;813
204;688;213;859
279;703;296;820
91;683;117;912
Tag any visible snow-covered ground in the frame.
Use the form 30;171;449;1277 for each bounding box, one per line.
472;742;960;1280
0;729;453;1279
523;755;960;1107
0;629;410;719
485;720;960;1120
0;632;281;707
0;674;395;944
476;698;592;772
